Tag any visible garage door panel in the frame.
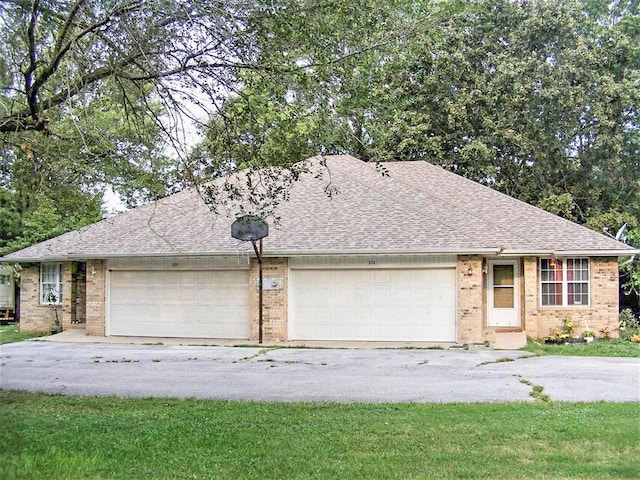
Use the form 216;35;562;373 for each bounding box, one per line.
111;303;170;319
109;270;249;339
373;287;391;303
333;288;352;304
291;268;456;342
393;326;411;338
373;270;391;283
179;288;213;303
436;285;456;299
390;288;411;304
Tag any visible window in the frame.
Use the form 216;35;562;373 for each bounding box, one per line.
40;263;63;304
493;264;515;308
540;258;589;307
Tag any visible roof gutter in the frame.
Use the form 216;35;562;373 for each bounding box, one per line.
501;249;638;257
2;247;636;264
0;248;500;263
265;247;638;257
263;248;501;257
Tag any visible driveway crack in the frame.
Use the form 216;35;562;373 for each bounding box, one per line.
516;374;551;402
233;347;281;363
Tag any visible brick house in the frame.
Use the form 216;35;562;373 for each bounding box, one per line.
2;156;635;346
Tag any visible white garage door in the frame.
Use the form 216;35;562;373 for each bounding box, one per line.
290;268;456;341
109;270;250;338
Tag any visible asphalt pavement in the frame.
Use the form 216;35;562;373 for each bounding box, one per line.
1;340;638;403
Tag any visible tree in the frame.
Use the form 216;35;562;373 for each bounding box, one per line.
0;85;176;254
620;228;640;310
379;0;639;223
193;0;638;229
2;0;637;258
390;0;639;310
0;0;411;251
0;0;217;252
0;0;408;152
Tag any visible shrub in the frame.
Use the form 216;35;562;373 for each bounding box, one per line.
561;317;576;336
544;317;582;344
618;309;640;340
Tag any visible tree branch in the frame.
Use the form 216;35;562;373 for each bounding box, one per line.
24;0;40;120
33;1;144;99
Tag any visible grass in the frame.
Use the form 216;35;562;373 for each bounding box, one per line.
523;338;640;357
0;391;638;479
0;325;45;345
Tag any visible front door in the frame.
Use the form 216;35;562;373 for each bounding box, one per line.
487;260;520;327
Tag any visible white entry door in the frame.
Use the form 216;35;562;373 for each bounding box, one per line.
487;260;520;327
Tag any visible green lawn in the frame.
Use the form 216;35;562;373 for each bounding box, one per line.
0;325;45;345
0;391;638;479
523;338;640;357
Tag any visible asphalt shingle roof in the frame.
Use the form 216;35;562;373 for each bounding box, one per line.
3;155;634;261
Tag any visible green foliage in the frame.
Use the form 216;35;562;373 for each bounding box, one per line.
0;146;104;255
619;308;640;340
190;0;413;174
537;193;578;221
190;0;640;306
1;0;638;261
381;0;639;221
543;316;580;344
524;338;640;357
1;391;638;479
192;0;638;229
620;228;640;300
0;83;177;255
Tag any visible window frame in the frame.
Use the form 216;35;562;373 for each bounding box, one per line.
539;258;590;307
40;263;63;305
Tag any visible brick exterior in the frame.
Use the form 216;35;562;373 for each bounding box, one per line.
19;262;73;333
249;257;288;341
17;254;619;343
521;257;619;339
85;260;106;336
457;256;484;344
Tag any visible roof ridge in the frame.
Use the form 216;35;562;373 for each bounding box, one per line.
329;160;455;225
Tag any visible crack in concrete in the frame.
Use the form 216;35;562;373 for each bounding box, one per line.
516;374;551;402
233;347;281;363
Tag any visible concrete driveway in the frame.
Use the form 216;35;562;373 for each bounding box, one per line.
1;340;638;403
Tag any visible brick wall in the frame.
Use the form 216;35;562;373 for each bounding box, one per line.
85;260;106;336
19;262;72;333
457;256;484;344
249;257;288;341
523;257;619;339
17;255;620;343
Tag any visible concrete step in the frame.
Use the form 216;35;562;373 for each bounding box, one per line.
492;330;527;350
